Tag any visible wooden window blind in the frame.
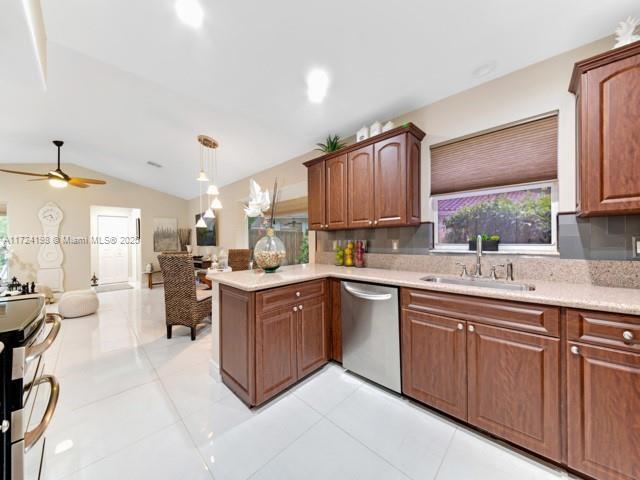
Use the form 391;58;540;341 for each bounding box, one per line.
430;112;558;195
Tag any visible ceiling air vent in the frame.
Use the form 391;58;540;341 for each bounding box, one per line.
147;161;163;168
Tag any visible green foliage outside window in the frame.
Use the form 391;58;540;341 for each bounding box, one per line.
443;192;552;244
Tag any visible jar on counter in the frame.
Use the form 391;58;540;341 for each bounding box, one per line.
354;240;366;267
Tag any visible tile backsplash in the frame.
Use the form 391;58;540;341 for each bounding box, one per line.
316;214;640;261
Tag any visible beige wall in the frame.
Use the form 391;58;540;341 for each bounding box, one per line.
190;37;612;250
188;150;318;255
394;36;611;219
0;163;190;291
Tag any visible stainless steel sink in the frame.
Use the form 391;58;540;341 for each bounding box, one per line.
421;275;535;291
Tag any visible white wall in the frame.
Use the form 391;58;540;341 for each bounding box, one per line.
393;36;612;219
0;163;190;291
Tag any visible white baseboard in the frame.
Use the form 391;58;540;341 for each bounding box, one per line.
209;359;221;382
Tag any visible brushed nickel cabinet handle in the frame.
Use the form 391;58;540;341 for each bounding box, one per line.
457;323;463;331
299;305;303;310
468;325;475;333
623;330;634;342
296;291;301;297
570;345;580;355
293;306;298;312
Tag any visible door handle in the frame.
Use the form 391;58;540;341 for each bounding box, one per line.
343;284;392;301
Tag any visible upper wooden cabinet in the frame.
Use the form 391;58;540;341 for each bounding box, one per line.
570;41;640;216
304;123;425;230
325;154;348;229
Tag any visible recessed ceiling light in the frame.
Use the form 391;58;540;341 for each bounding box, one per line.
306;68;330;103
175;0;204;28
472;61;496;79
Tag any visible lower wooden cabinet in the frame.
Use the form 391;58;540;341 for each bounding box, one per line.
256;308;298;405
567;342;640;480
401;309;467;420
401;288;561;462
467;323;561;460
297;295;329;378
220;281;329;407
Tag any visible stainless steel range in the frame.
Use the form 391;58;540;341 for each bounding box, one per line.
0;296;61;480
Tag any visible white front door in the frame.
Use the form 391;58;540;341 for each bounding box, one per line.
97;215;129;284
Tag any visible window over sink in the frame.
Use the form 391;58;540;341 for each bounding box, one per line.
432;181;558;253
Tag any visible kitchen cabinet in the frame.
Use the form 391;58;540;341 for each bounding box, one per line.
570;41;640;216
401;309;467;420
401;288;561;460
347;145;375;228
304;123;425;230
325;154;348;229
256;307;297;404
467;322;561;460
220;280;328;406
566;308;640;480
296;295;329;378
307;161;325;229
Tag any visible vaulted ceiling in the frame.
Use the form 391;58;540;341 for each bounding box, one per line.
1;0;638;198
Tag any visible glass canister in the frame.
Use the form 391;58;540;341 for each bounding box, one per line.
253;228;286;273
354;240;366;267
334;240;344;266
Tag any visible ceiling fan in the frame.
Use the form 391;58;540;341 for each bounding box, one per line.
0;140;107;189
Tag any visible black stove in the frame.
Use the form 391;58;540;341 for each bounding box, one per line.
0;296;60;480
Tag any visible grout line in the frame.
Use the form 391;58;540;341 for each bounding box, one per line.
431;428;457;480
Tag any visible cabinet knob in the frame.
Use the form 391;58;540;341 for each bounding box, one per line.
374;220;378;225
293;306;298;312
468;325;475;333
1;419;9;433
299;305;303;310
570;345;580;356
623;330;634;342
457;323;463;331
368;220;373;225
296;291;301;297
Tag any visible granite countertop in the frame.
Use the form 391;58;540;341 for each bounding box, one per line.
208;263;640;315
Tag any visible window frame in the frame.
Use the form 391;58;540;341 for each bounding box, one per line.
431;180;558;254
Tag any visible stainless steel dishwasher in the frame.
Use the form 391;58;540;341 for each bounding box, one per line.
341;281;401;393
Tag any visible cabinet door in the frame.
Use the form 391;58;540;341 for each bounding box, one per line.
296;295;328;378
307;161;325;230
325;155;348;229
256;307;298;404
580;54;640;215
401;309;467;420
374;133;407;226
567;342;640;480
467;323;561;460
347;145;375;228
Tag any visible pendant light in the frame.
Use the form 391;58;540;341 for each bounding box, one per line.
201;135;223;209
210;197;223;209
195;173;207;228
195;135;219;227
196;136;210;182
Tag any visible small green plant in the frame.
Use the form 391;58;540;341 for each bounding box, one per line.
489;235;501;241
467;233;500;241
316;134;346;152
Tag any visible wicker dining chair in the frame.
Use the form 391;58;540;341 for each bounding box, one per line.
158;253;211;341
228;249;252;271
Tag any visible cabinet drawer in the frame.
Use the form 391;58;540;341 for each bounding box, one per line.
567;309;640;353
401;288;560;337
257;280;325;315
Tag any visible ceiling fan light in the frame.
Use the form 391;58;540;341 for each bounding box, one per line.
203;208;215;219
195;217;207;228
48;178;68;188
196;170;209;182
211;197;223;209
206;184;219;196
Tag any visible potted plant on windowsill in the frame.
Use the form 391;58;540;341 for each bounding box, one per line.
468;234;500;251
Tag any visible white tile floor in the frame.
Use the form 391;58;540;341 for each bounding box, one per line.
37;287;578;480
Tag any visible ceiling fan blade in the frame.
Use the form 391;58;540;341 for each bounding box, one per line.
68;178;89;188
0;168;48;177
27;178;50;182
69;177;106;185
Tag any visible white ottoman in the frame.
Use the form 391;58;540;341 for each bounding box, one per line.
58;289;100;318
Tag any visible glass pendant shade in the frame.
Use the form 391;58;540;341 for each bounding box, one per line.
211;196;223;209
206;184;219;196
195;217;207;228
196;170;209;182
203;208;215;219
